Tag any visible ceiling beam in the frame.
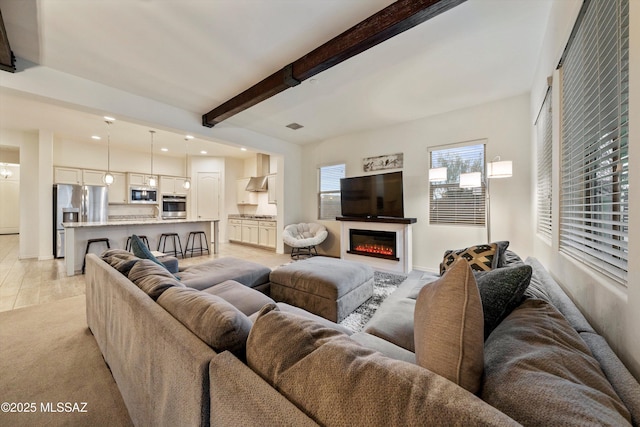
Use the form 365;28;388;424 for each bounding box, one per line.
0;10;16;73
202;0;465;128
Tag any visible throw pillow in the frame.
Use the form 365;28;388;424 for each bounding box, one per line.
128;259;184;300
246;303;514;426
414;259;484;394
482;299;631;426
157;286;252;358
101;248;140;275
440;243;497;275
473;264;532;339
130;234;165;270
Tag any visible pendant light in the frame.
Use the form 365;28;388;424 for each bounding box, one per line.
148;130;157;187
0;163;12;179
103;117;115;185
183;135;193;191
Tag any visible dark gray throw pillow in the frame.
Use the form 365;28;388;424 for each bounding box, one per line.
474;264;532;339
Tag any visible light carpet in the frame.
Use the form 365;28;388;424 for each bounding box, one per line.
0;295;132;427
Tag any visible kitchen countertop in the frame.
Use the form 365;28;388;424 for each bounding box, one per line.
228;215;276;220
62;218;219;228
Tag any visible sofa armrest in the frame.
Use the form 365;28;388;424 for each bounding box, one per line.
209;352;318;427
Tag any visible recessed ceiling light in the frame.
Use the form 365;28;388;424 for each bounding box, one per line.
240;147;247;151
103;116;115;121
200;150;207;155
91;135;101;140
185;135;194;140
286;122;304;130
161;148;168;152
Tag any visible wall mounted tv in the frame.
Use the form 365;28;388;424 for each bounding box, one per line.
340;171;404;218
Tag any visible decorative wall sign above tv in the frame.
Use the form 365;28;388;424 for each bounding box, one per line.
363;153;403;172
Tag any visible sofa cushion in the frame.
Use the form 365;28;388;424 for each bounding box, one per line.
157;286;252;357
246;304;519;426
128;259;185;300
202;280;275;316
179;257;271;290
473;264;532;339
481;298;631;426
414;259;484;394
440;243;497;275
101;248;140;275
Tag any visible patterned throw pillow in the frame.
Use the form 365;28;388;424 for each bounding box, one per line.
440;243;497;276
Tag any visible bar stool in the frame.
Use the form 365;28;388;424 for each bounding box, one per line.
125;235;150;252
185;231;210;257
82;238;111;274
158;233;184;258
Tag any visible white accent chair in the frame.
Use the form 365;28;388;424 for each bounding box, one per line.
282;223;328;259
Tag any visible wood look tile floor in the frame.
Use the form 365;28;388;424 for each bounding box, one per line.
0;234;292;312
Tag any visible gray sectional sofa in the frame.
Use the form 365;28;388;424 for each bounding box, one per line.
85;249;640;426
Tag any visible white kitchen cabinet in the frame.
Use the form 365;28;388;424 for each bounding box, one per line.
108;172;128;204
267;174;277;204
54;167;82;185
128;173;158;187
236;178;257;205
82;169;107;186
258;221;277;248
241;220;259;245
228;219;242;242
160;175;188;195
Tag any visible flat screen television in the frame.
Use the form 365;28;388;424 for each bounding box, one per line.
340;171;404;218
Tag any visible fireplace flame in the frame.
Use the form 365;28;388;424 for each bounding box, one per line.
354;244;394;256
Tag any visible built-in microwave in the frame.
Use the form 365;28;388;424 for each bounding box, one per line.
162;195;187;219
130;187;158;204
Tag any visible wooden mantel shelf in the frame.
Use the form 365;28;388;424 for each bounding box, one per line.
336;216;417;224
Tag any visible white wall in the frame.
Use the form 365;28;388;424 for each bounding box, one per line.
301;93;533;271
529;0;639;380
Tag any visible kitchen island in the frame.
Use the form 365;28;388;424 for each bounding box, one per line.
63;219;219;276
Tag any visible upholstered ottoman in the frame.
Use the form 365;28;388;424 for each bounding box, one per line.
269;256;374;322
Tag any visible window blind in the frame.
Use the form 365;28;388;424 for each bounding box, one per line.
318;164;345;220
536;89;553;241
559;0;629;283
429;143;486;225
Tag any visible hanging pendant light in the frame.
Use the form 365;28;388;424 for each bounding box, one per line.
103;117;115;185
148;130;157;187
183;135;193;191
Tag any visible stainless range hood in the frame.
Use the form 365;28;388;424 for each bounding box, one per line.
245;154;270;192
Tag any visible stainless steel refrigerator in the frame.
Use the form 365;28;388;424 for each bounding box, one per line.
53;184;108;258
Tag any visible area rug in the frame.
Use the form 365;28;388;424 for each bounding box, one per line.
339;271;406;332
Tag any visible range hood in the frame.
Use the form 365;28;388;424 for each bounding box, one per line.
245;153;270;192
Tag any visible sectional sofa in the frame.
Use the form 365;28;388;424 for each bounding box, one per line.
85;248;640;426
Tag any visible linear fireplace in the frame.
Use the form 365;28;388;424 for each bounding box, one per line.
348;229;398;261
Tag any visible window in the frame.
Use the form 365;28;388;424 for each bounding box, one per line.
318;164;345;220
536;88;553;241
559;0;629;283
429;142;485;225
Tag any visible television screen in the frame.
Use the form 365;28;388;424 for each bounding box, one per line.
340;171;404;218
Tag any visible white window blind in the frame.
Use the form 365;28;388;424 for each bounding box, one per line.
536;89;553;241
318;164;345;220
559;0;629;283
429;143;485;225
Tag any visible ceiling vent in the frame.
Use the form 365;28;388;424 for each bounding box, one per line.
286;122;304;130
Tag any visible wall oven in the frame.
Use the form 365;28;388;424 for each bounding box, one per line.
162;195;187;219
130;187;158;204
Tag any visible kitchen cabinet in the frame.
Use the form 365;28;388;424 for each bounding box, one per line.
236;178;257;205
54;167;82;185
267;174;277;204
241;219;260;245
228;219;242;242
128;173;158;188
82;169;106;186
108;172;128;204
258;220;277;248
160;175;188;195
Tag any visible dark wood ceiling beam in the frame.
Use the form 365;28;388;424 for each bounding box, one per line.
0;10;16;73
202;0;465;128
